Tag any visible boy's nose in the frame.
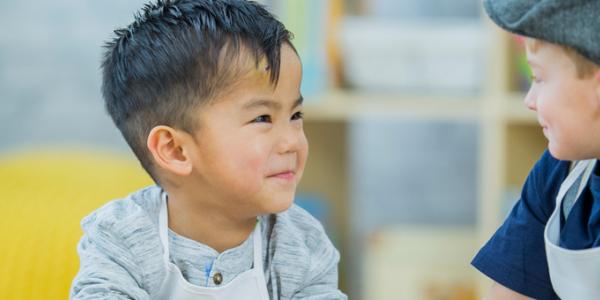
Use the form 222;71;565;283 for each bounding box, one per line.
276;127;304;154
524;89;537;111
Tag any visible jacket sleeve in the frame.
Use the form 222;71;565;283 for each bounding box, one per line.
70;215;150;300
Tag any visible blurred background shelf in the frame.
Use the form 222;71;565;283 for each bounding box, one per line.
287;1;547;298
305;91;483;121
501;93;538;124
363;226;479;300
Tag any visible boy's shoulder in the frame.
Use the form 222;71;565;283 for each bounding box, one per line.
531;150;570;194
265;204;340;272
75;186;166;295
535;149;566;173
265;205;344;298
518;150;571;219
270;204;332;245
80;185;163;240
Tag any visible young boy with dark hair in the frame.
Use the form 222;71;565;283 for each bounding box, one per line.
70;1;346;299
473;1;600;299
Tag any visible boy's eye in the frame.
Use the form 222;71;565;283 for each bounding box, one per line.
291;111;304;121
252;115;272;123
530;75;542;83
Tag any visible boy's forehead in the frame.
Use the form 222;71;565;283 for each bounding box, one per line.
206;56;273;106
525;42;542;65
526;42;582;77
226;42;298;83
227;50;273;86
244;61;272;85
526;41;557;62
209;44;300;106
207;64;276;108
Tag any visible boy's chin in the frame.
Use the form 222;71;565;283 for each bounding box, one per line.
261;195;295;214
548;142;593;162
548;143;570;161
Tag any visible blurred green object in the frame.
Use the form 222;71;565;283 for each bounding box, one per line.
513;35;533;91
517;52;533;90
0;149;152;299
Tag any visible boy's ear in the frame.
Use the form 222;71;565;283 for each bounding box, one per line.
147;126;193;176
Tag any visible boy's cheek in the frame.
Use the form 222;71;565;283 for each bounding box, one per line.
241;148;267;174
299;140;309;171
222;167;264;197
297;150;308;174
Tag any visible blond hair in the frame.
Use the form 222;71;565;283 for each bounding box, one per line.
525;38;598;78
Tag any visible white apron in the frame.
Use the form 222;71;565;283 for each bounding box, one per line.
544;159;600;299
155;194;270;300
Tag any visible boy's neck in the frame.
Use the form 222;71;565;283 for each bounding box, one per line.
165;191;257;253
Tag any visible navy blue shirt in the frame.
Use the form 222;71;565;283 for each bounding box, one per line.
472;150;600;299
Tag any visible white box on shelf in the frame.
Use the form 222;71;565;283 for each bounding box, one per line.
339;18;487;95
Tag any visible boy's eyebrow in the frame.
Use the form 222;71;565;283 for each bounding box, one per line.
243;99;282;110
243;95;304;110
293;95;304;108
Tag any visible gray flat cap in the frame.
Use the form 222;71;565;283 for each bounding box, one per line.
483;0;600;66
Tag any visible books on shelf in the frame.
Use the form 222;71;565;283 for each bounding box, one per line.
268;0;339;98
365;0;481;19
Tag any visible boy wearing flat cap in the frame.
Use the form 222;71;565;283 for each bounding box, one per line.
472;0;600;299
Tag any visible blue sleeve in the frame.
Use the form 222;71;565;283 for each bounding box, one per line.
472;150;567;300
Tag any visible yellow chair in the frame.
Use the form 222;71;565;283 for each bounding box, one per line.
0;149;153;299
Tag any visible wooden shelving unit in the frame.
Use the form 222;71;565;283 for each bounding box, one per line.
296;21;547;299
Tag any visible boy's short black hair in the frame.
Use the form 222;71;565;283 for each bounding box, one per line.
102;0;294;183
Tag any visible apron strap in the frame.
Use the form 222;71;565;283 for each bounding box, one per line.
158;191;171;264
252;219;264;272
562;174;583;220
562;160;596;220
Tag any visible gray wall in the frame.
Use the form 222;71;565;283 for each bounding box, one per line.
0;1;148;153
